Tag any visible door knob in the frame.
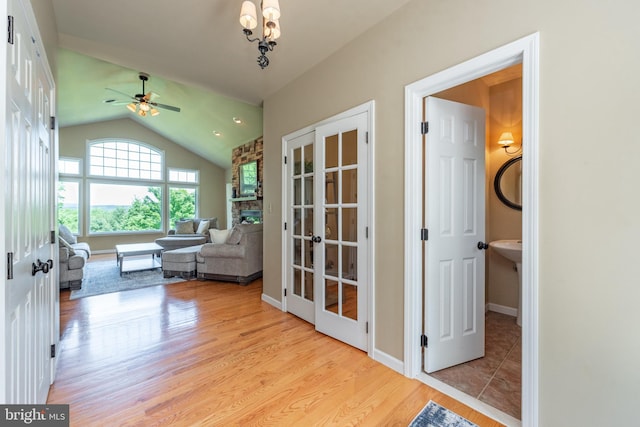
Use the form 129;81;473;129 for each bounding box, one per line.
312;235;322;243
32;259;50;276
477;241;489;250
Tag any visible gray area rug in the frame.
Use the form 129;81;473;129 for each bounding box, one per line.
409;401;478;427
70;258;186;300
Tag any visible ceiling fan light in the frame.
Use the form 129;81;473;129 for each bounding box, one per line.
262;0;280;20
150;108;160;117
139;102;151;112
138;109;146;117
126;103;137;113
239;1;258;30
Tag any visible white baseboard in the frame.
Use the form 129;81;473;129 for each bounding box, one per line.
372;348;404;374
261;293;282;309
92;249;116;255
486;303;517;317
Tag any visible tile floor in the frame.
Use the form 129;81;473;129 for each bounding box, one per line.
430;311;522;419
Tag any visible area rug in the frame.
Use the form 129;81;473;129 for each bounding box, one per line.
409;401;478;427
70;258;186;300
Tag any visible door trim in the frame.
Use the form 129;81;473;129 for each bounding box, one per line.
404;33;539;426
281;100;375;356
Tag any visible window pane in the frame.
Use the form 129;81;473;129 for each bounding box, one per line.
169;187;196;227
88;140;163;180
59;158;80;175
89;183;162;233
58;181;79;234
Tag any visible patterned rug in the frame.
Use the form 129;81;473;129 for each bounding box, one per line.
70;257;186;300
409;401;478;427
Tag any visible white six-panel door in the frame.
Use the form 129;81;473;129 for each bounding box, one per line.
424;97;486;373
2;0;57;403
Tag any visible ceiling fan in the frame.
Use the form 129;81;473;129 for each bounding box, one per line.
105;72;181;117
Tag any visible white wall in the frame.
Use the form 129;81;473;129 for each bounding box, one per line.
262;0;640;425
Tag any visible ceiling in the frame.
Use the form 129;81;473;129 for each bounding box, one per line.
51;0;415;169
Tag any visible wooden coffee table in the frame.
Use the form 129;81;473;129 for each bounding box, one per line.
115;242;163;276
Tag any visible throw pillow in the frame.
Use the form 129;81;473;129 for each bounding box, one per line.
58;237;76;256
59;224;77;244
196;220;210;235
210;228;230;244
226;226;242;245
175;220;195;234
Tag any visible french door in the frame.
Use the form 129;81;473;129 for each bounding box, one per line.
285;110;370;351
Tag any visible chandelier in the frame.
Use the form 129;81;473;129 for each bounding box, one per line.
239;0;281;69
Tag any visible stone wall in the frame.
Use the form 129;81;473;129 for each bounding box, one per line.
231;138;263;226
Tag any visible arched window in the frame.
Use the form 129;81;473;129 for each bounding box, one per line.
89;139;163;180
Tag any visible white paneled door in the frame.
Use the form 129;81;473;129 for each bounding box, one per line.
2;0;57;403
423;97;486;373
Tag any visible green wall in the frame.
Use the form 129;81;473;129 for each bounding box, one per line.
59;118;226;252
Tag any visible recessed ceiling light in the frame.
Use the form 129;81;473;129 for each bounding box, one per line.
212;131;221;137
232;117;242;124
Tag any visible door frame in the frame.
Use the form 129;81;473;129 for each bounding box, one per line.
404;33;539;426
281;100;375;355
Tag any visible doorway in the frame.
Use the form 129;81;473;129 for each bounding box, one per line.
404;33;539;427
281;102;374;353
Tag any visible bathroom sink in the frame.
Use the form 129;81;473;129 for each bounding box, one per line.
489;240;522;263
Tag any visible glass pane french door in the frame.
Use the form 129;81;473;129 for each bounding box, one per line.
285;131;316;324
314;112;368;351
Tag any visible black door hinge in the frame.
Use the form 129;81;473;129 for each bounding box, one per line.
50;344;56;358
50;116;56;130
284;288;287;297
284;156;287;164
421;334;428;348
365;227;369;238
50;230;56;243
365;132;369;144
8;16;14;45
420;228;428;241
284;222;287;231
421;121;429;135
366;322;369;334
7;252;13;280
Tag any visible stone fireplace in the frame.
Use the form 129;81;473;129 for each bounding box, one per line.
231;138;263;226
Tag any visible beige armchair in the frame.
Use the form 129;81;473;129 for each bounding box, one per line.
196;224;263;284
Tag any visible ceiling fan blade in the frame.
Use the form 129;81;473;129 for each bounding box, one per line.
152;102;181;112
105;88;136;100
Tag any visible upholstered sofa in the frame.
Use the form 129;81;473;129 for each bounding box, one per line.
58;224;91;290
196;223;263;284
155;217;217;251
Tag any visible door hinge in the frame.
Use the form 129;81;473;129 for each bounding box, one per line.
7;252;13;280
8;15;14;45
50;230;56;243
284;155;287;164
284;288;287;297
50;344;56;358
50;116;56;130
365;132;369;144
420;228;428;241
284;222;287;231
421;334;428;348
421;121;429;135
365;226;369;238
366;321;369;334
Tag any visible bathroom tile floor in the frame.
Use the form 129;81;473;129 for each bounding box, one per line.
430;311;522;420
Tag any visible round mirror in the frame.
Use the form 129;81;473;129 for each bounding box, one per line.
494;156;522;211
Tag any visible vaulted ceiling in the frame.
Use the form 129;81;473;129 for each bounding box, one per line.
51;0;414;168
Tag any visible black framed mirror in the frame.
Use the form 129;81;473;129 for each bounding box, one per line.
494;156;522;211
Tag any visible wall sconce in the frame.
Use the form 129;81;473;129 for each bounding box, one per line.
498;132;522;155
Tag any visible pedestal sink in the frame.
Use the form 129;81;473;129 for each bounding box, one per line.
489;240;523;326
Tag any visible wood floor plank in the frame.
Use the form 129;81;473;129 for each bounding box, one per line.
48;273;503;426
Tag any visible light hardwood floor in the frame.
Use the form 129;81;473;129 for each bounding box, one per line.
48;266;503;426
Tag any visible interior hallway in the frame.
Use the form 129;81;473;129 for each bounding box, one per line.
47;256;503;426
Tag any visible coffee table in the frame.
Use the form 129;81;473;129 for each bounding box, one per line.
115;242;164;276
